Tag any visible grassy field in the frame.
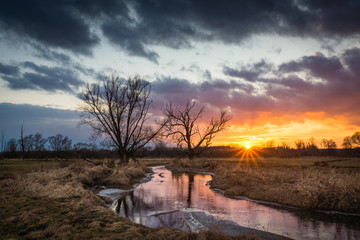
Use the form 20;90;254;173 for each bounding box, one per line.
2;156;359;239
169;156;360;213
0;158;256;240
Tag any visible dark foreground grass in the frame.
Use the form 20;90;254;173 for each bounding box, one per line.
0;158;257;240
169;157;360;213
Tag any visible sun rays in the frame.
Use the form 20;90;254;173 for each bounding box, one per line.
233;144;263;168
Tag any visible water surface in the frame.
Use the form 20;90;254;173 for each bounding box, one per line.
100;166;360;240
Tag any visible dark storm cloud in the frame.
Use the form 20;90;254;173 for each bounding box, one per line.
33;45;71;65
299;0;360;36
31;44;97;77
222;47;360;117
0;103;90;143
342;47;360;75
114;0;360;58
223;60;273;82
153;77;254;97
2;1;360;62
278;53;345;81
0;62;19;76
102;18;160;63
0;1;100;55
1;62;84;92
151;77;259;115
99;0;199;63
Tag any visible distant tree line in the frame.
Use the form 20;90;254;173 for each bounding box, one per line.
1;129;360;159
260;133;360;157
0;128;79;158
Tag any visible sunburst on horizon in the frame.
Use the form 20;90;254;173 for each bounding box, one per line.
233;141;263;168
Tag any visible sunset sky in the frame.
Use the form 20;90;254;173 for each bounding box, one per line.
0;0;359;147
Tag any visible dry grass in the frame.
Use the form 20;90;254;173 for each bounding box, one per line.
213;166;360;212
0;158;74;174
170;158;219;171
170;157;360;213
0;158;257;239
139;157;173;166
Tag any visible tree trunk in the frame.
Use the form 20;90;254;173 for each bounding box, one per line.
188;148;195;160
115;152;130;166
121;154;130;165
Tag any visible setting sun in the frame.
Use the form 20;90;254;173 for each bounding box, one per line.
245;141;251;149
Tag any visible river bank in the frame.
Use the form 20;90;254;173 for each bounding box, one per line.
168;157;360;214
0;158;257;239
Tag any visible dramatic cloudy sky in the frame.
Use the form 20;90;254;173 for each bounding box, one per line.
1;0;360;147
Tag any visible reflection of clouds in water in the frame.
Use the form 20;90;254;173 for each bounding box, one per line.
102;166;360;240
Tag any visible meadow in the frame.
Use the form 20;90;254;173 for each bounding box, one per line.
1;156;359;239
0;158;256;240
170;156;360;213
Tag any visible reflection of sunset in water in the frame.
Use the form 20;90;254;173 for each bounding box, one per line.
112;166;360;240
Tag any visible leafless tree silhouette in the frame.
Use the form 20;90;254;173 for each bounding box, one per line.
342;131;360;156
0;131;6;154
342;136;353;149
161;101;231;160
6;138;18;153
351;132;360;147
79;75;164;165
321;139;337;149
48;134;72;153
294;140;305;150
19;125;25;159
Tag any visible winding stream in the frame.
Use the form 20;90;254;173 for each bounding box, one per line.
99;166;360;240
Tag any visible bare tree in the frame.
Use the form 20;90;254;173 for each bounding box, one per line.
294;140;305;150
342;132;360;156
351;132;360;147
6;138;18;153
19;124;25;158
23;134;35;152
1;131;6;154
17;132;47;157
33;133;47;152
342;136;353;149
306;137;318;155
279;142;291;150
321;139;337;149
263;140;275;149
161;101;231;160
351;132;360;156
48;134;72;152
79;75;164;165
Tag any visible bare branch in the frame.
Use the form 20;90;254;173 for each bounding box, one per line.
161;101;231;160
79;75;163;165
